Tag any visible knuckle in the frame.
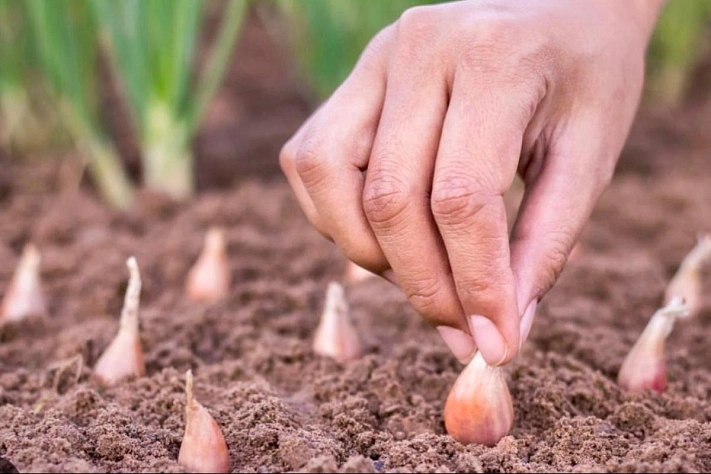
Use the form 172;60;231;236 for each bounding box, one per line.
457;47;489;77
293;134;326;184
455;276;507;311
455;274;511;321
458;20;514;72
362;171;412;227
431;173;494;226
474;15;516;46
279;139;297;174
396;6;437;49
457;18;550;95
539;233;573;294
405;275;443;314
457;277;493;300
363;24;394;59
353;24;395;79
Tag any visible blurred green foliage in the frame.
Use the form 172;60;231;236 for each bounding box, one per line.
647;0;711;104
0;0;710;205
91;0;247;199
26;0;135;207
277;0;711;103
0;0;246;207
275;0;443;100
0;0;32;97
0;0;56;153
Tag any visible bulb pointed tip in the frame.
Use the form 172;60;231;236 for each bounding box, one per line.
206;227;225;248
185;370;194;404
313;282;362;362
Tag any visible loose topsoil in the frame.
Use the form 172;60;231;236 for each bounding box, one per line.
2;15;711;474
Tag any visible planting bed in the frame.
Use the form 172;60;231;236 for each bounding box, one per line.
2;18;711;474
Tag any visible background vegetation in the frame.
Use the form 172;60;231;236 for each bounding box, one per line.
0;0;709;207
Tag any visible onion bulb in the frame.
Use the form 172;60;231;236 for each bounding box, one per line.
313;282;363;363
617;297;688;393
444;352;514;446
664;234;711;319
94;257;146;385
178;370;230;473
186;228;231;301
0;244;46;322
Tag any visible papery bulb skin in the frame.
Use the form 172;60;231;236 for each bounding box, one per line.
664;235;711;319
344;260;376;283
94;329;145;386
94;257;146;385
664;272;700;319
186;228;231;301
313;282;363;363
0;244;46;322
444;352;514;446
178;370;230;473
617;298;688;393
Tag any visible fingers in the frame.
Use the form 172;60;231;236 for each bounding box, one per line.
432;77;539;366
280;27;395;271
510;114;615;346
280;114;328;237
363;38;475;363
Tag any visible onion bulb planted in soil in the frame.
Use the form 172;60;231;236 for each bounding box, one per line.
313;282;363;363
0;244;46;323
664;234;711;319
185;227;231;302
179;370;230;474
618;297;688;393
444;352;514;447
94;257;146;386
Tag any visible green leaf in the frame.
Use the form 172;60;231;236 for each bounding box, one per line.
91;0;246;197
187;0;248;135
277;0;444;99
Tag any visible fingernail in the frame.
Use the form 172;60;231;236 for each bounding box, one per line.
436;326;477;364
518;300;538;350
468;315;508;366
382;269;399;286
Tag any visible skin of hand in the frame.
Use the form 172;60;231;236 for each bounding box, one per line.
280;0;664;366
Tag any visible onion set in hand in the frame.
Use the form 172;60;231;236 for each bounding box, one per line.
444;352;514;446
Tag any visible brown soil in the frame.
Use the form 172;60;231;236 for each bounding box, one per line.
2;12;711;474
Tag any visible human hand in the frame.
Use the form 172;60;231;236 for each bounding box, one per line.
280;0;663;365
